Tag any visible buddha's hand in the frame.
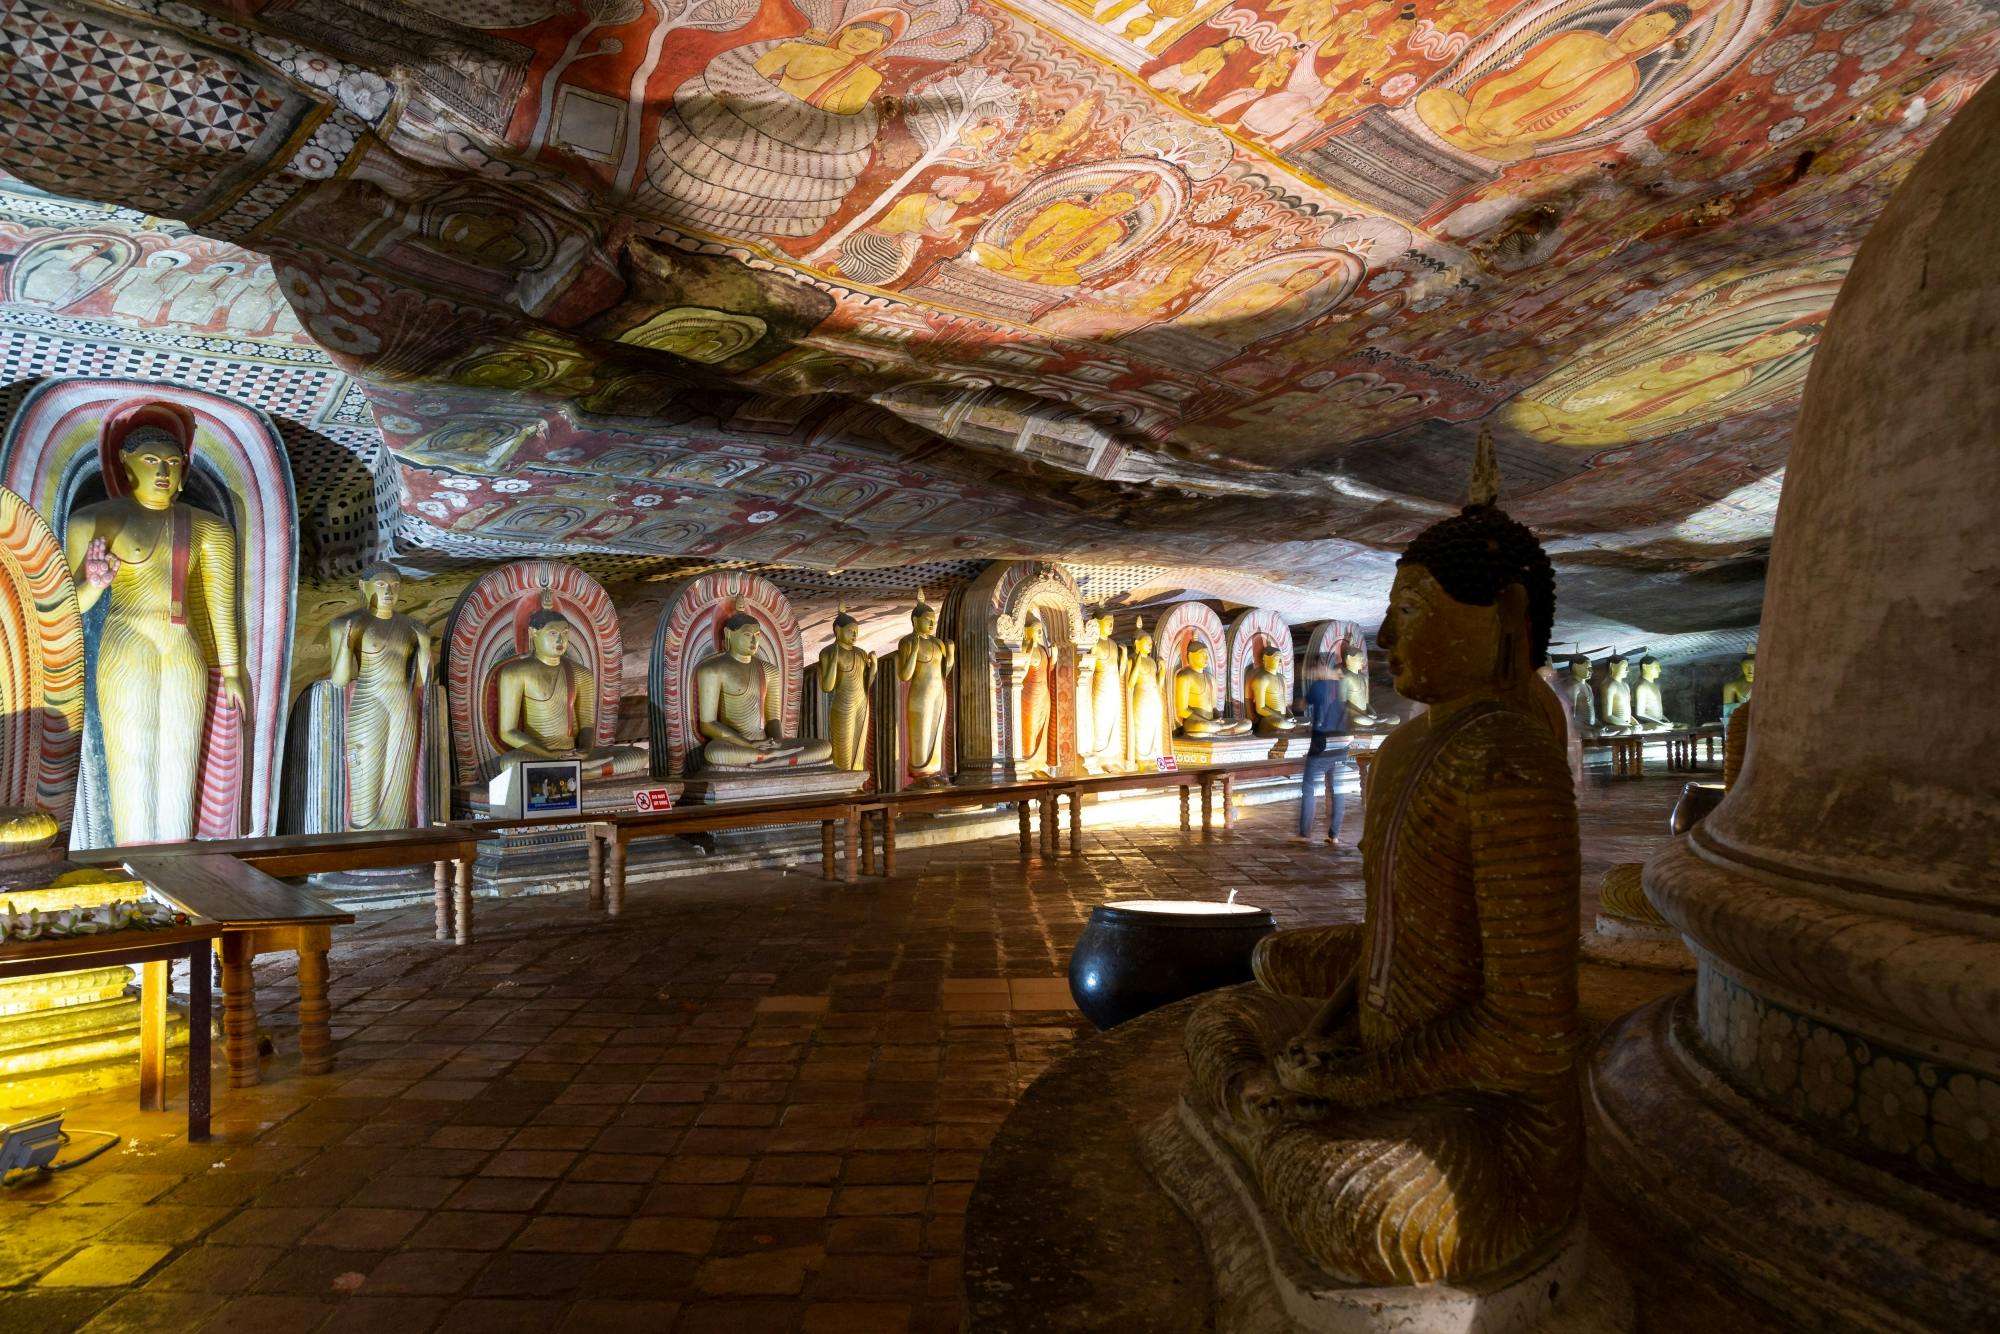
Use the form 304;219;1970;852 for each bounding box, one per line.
1275;1034;1362;1098
82;537;120;588
219;667;248;716
1237;1072;1333;1127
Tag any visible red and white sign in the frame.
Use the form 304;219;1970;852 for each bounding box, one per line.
634;788;676;812
1155;755;1179;771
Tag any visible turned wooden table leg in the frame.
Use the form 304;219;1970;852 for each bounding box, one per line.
297;927;333;1076
883;809;896;877
822;820;836;881
219;932;258;1089
139;958;168;1112
1201;778;1213;831
608;838;628;916
844;809;859;884
1222;775;1236;830
860;810;876;876
186;940;210;1142
433;860;452;941
1018;801;1031;856
1179;782;1191;832
1040;793;1056;854
1067;789;1082;853
454;858;475;943
588;833;605;910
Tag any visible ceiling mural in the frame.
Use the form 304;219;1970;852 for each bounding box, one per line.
0;0;1994;638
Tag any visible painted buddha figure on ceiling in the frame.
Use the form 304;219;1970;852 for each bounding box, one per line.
65;402;243;845
1245;645;1305;736
496;611;650;777
1178;491;1582;1286
751;11;903;116
695;613;833;770
972;183;1151;287
1414;4;1701;163
1174;640;1252;738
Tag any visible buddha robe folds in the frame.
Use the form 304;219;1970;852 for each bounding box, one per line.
1183;700;1582;1285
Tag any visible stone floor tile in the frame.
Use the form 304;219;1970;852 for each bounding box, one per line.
558;1298;684;1332
693;1245;823;1297
301;1208;425;1251
148;1243;283;1293
196;1293;334;1333
617;1215;720;1254
75;1290;227;1332
317;1296;450;1334
36;1243;173;1288
360;1249;477;1296
803;1301;913;1334
405;1210;525;1251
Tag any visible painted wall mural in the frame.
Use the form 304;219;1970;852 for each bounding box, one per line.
0;0;1993;643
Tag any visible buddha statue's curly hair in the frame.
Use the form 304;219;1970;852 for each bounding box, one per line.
1397;503;1557;667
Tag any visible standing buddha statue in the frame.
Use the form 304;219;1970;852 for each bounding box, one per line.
1125;630;1167;767
693;613;831;770
1174;640;1252;737
1081;612;1126;770
327;563;431;829
896;590;954;788
65;401;243;845
1017;616;1054;775
816;603;875;773
1175;473;1582;1287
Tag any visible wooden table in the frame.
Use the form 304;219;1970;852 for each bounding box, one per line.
0;918;218;1140
75;825;482;945
1609;734;1646;779
580;795;871;915
123;854;354;1089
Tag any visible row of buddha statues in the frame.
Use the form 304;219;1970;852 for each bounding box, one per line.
1559;649;1755;737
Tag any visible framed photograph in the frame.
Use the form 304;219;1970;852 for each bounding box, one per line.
519;760;582;817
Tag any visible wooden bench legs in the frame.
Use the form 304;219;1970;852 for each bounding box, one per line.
1179;783;1191;831
433;857;477;943
213;924;336;1089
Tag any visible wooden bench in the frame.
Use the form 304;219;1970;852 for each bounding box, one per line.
579;795;872;915
75;826;483;945
123;853;354;1089
0;916;218;1140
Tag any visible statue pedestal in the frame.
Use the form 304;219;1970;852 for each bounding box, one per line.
679;767;868;805
963;994;1633;1334
1172;734;1282;766
1145;1098;1617;1334
1581;865;1694;973
457;774;682;880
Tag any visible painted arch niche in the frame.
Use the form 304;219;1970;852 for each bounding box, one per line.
0;378;298;845
648;570;805;779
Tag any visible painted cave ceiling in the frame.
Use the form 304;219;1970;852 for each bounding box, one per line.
0;0;1993;638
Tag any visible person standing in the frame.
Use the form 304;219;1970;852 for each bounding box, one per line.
1292;656;1350;844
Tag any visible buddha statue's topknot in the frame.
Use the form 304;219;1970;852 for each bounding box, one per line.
1398;503;1557;667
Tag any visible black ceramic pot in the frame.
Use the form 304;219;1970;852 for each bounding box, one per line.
1067;899;1277;1031
1670;781;1726;835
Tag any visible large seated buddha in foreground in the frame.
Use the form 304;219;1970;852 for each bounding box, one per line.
1163;491;1583;1292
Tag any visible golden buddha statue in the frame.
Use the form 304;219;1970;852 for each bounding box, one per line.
1632;655;1680;731
495;611;649;776
1245;645;1306;737
1125;630;1166;767
1017;616;1054;775
1081;612;1125;769
1414;5;1697;162
1173;640;1251;737
1338;642;1385;728
816;604;875;772
65;403;242;845
1720;650;1754;723
896;592;954;789
694;613;832;770
327;563;431;830
1178;492;1582;1286
972;184;1148;287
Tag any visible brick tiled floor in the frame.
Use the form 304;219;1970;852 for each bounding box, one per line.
0;768;1692;1332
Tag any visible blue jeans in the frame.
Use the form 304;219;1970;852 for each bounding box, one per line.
1299;748;1348;838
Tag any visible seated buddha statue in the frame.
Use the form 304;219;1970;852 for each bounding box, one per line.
1339;642;1385;728
1720;651;1754;723
1631;655;1679;731
1598;655;1638;735
494;611;649;778
1563;654;1596;731
1245;646;1306;736
1174;641;1252;737
1179;495;1582;1287
695;613;834;770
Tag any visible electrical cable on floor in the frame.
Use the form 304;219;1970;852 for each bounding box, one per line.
0;1128;121;1187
